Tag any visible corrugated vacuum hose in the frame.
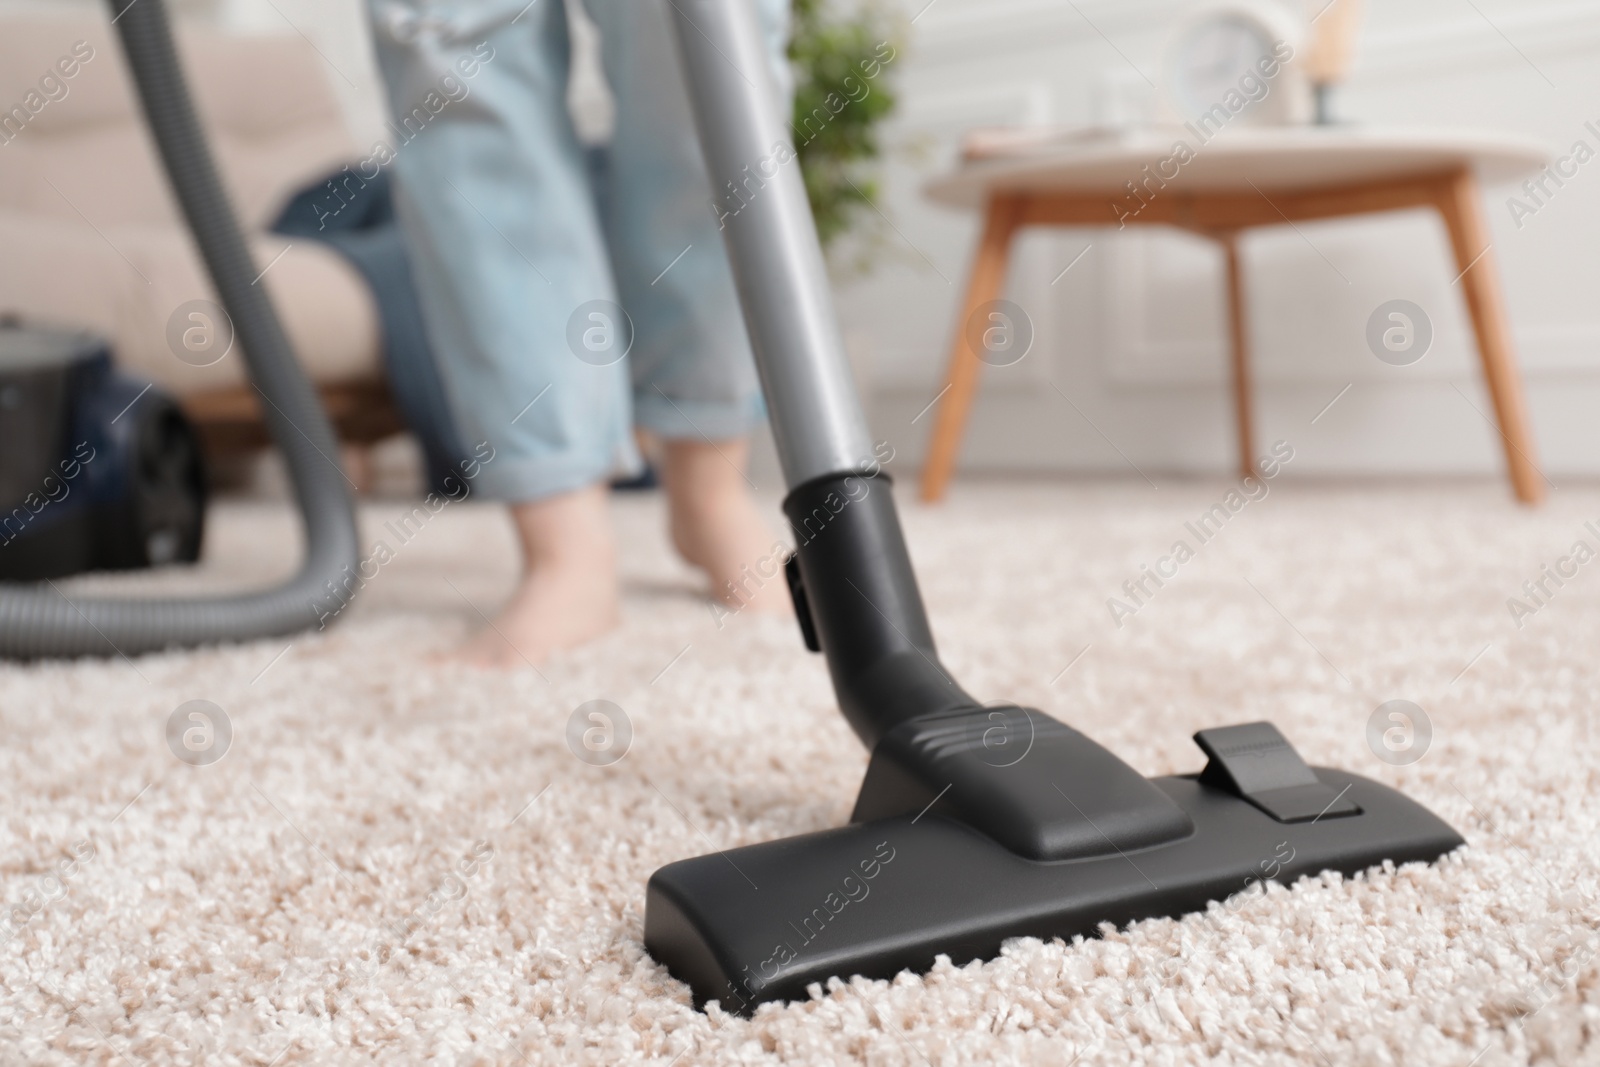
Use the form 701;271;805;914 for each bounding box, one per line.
0;0;361;658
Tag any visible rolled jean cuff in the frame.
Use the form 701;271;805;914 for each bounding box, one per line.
633;391;767;442
469;441;642;504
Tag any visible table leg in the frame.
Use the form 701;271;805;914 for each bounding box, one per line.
919;195;1023;503
1220;232;1257;479
1433;169;1545;505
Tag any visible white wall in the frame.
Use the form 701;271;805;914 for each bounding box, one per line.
18;0;1600;479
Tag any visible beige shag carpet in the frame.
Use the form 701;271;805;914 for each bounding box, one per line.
4;480;1600;1066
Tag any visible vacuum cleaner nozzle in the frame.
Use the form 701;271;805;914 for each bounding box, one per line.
646;715;1461;1014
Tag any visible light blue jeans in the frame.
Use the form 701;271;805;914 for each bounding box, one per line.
365;0;789;501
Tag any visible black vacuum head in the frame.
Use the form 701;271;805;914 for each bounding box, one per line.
645;716;1461;1014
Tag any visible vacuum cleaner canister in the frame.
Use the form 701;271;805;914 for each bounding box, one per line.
0;323;205;581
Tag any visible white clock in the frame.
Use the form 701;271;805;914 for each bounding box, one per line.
1162;2;1310;129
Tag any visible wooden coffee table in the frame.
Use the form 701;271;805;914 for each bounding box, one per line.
919;126;1550;504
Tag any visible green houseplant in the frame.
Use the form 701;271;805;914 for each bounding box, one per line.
787;0;903;254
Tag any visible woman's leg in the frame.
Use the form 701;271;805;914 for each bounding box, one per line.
584;0;793;612
469;483;619;668
368;0;634;660
658;438;790;614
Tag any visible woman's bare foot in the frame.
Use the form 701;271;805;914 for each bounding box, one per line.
452;483;620;667
661;438;791;617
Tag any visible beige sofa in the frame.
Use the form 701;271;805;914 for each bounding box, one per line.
0;15;399;456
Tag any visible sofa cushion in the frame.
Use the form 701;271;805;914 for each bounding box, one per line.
0;14;380;396
0;210;380;395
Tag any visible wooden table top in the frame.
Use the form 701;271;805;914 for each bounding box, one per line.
924;126;1551;211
